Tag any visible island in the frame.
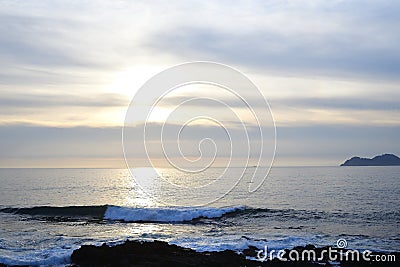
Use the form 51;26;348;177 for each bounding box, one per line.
341;153;400;166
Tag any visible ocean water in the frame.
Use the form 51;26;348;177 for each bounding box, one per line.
0;167;399;266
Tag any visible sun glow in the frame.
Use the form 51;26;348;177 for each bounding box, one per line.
108;65;168;99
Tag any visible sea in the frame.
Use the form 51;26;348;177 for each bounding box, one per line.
0;166;399;266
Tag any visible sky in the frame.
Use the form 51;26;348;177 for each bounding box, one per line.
0;0;399;167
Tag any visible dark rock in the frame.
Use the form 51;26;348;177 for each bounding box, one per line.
71;240;254;267
70;240;398;267
242;245;260;258
70;240;323;267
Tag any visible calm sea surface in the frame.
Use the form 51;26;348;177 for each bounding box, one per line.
0;167;399;265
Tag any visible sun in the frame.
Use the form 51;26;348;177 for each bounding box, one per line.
108;65;167;99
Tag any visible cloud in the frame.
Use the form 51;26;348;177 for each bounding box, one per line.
2;0;399;81
0;91;129;127
0;1;172;70
159;94;400;111
143;1;400;80
2;0;399;89
147;94;399;127
0;124;122;160
146;24;400;80
0;14;86;67
0;92;128;108
276;124;400;158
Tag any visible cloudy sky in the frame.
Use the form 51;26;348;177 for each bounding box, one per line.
0;0;399;167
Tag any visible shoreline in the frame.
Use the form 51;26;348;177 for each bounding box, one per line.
0;239;398;266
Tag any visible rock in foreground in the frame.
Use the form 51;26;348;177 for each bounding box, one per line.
70;240;398;267
71;240;252;267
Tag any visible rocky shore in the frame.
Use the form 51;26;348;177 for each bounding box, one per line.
67;240;398;267
1;240;397;267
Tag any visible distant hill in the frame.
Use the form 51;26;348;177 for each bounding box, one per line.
341;154;400;166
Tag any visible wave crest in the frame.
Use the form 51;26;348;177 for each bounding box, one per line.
104;206;245;222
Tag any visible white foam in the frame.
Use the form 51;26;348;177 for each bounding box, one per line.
0;247;73;267
170;236;265;252
104;206;244;222
169;235;325;253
